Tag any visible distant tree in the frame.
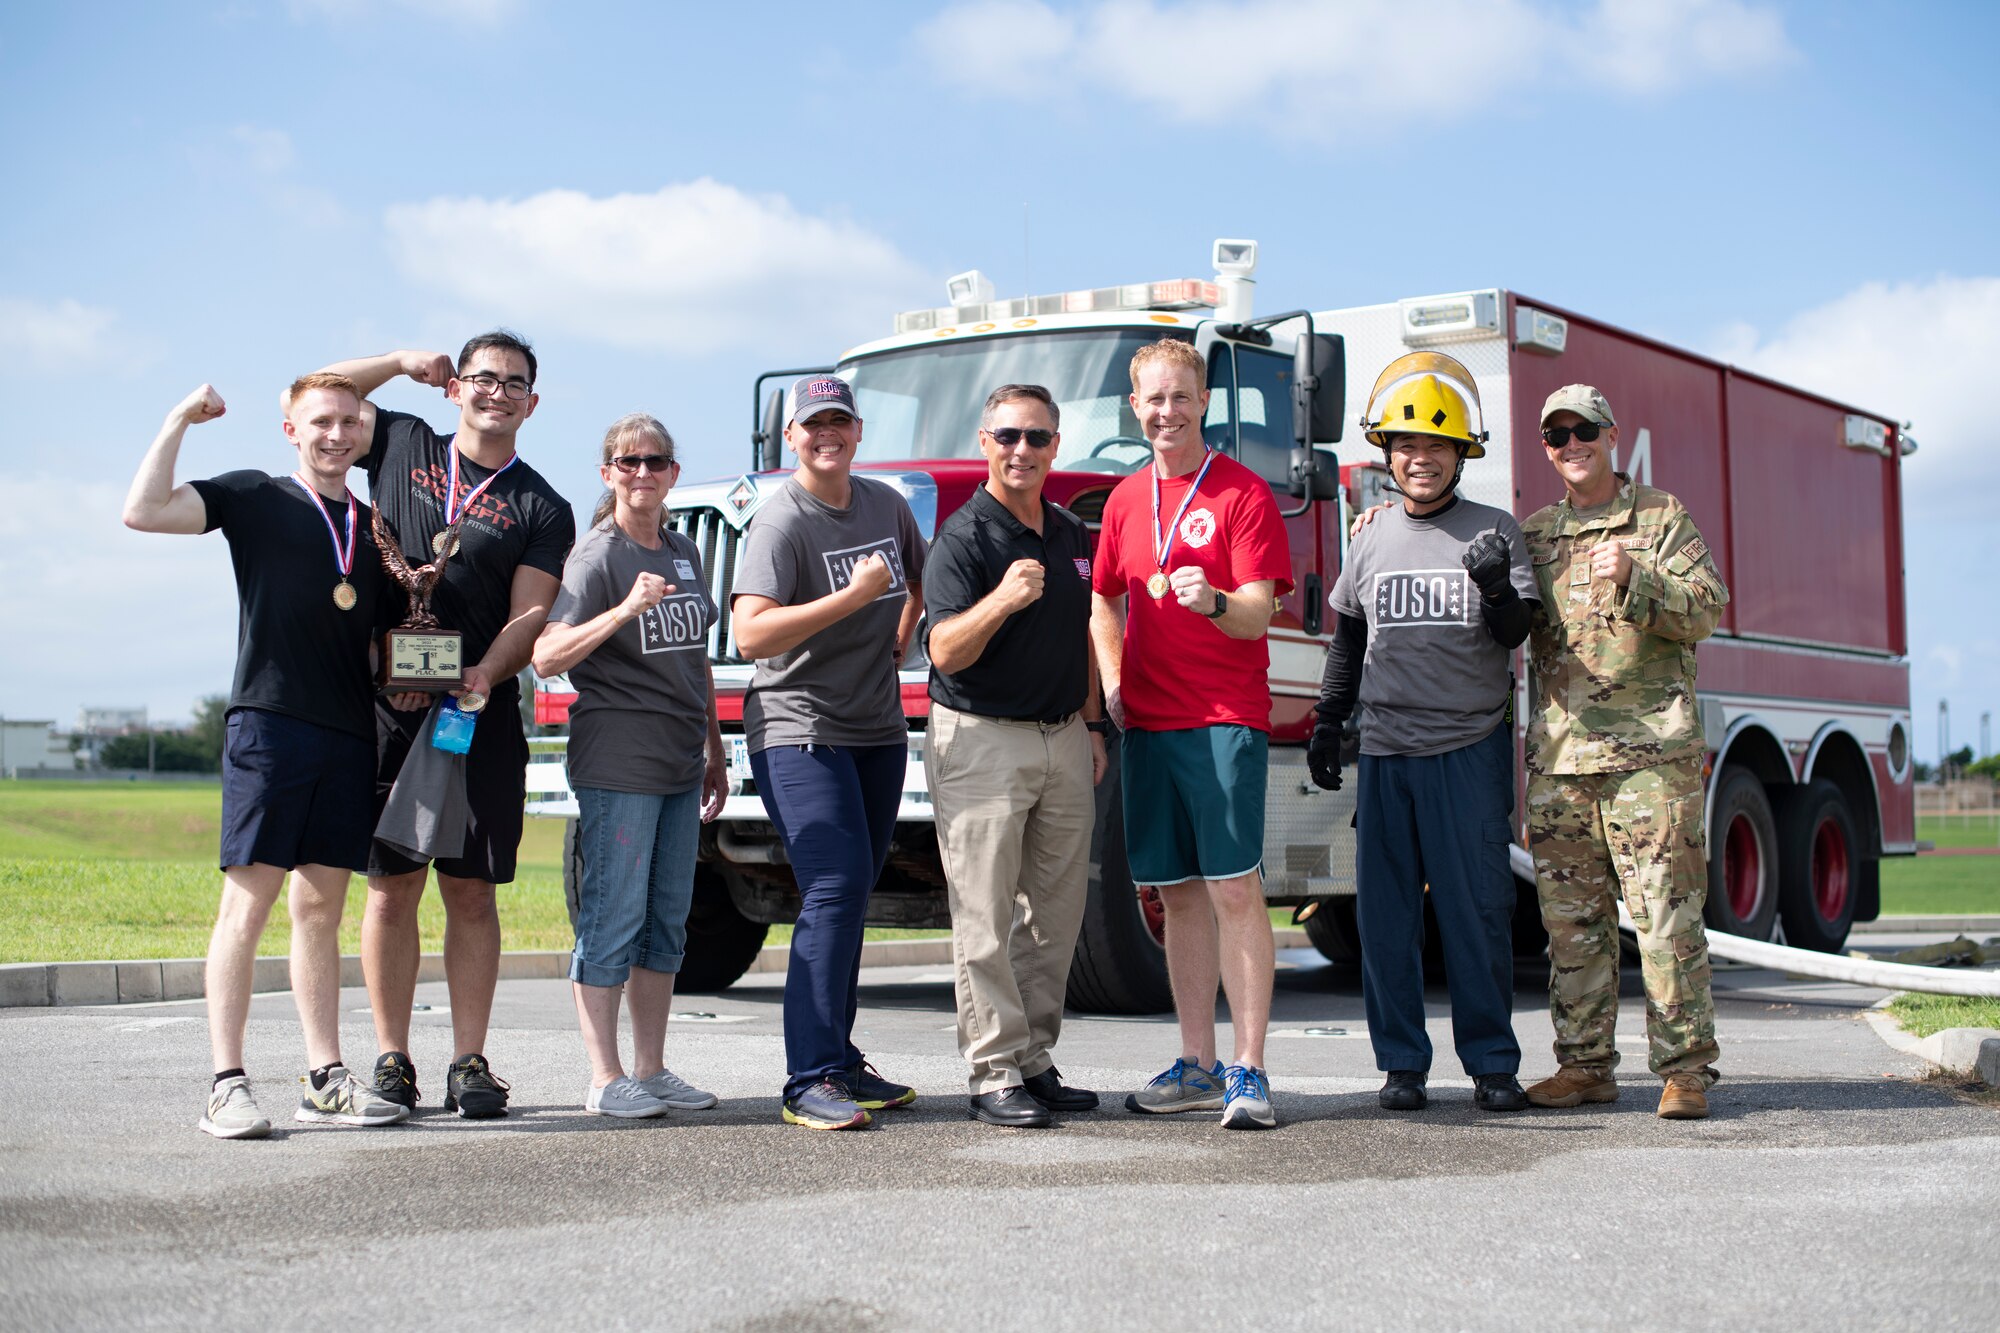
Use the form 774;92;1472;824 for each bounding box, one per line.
1969;754;2000;781
1948;745;1975;768
1912;760;1934;783
99;732;218;773
189;694;228;768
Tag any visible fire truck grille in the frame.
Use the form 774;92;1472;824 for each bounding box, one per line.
667;506;744;663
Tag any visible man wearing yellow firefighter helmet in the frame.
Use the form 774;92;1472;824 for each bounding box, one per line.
1310;352;1539;1112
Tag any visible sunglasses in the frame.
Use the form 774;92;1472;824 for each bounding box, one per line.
986;426;1057;449
1541;421;1605;448
611;454;676;474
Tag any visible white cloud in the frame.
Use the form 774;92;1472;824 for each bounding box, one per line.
229;125;294;173
1714;274;2000;520
382;179;930;354
914;0;1795;133
0;297;121;374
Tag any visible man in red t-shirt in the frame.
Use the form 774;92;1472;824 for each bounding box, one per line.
1089;338;1293;1130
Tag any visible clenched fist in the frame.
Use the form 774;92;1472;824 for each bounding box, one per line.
1461;531;1512;599
174;384;227;426
995;558;1045;613
846;551;895;602
619;571;676;621
1587;541;1633;587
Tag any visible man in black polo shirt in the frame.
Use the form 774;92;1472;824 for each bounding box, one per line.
925;383;1107;1128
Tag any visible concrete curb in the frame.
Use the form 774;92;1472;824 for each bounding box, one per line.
0;928;1317;1009
1850;915;2000;935
1862;1000;2000;1086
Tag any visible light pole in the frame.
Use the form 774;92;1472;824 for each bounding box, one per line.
1938;699;1949;783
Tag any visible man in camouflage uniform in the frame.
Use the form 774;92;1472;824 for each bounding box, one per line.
1521;384;1729;1120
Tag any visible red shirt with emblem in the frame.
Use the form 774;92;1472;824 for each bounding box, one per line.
1092;451;1293;732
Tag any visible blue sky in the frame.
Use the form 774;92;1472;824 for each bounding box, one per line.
2;0;1995;760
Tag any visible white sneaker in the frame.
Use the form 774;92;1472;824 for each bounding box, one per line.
295;1065;410;1126
585;1075;669;1119
199;1075;271;1140
1220;1064;1277;1130
637;1066;719;1110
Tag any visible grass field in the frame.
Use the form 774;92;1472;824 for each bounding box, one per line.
1886;991;2000;1038
0;783;1992;964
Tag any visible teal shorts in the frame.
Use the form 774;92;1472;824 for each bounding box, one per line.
1121;725;1268;887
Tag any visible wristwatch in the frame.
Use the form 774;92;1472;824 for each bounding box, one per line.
1203;591;1229;620
1085;720;1111;735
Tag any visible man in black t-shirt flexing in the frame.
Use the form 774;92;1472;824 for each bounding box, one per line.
124;374;409;1139
312;331;575;1118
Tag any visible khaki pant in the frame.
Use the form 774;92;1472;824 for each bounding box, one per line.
927;705;1094;1095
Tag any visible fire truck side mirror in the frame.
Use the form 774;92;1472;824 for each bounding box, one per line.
756;389;786;472
1292;332;1345;446
1289;446;1341;501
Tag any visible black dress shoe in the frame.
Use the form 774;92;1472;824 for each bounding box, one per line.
970;1087;1052;1127
1473;1073;1529;1112
1379;1070;1428;1111
1022;1066;1099;1113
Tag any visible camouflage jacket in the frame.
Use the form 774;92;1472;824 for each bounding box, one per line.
1522;475;1729;775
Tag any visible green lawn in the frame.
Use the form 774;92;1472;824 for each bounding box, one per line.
1886;991;2000;1038
1918;813;2000;851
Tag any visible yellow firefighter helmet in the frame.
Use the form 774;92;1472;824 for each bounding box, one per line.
1360;351;1488;456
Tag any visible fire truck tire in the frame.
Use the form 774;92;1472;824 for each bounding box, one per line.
1704;768;1780;941
1063;735;1174;1015
676;865;772;993
561;819;771;991
1772;779;1860;954
1304;898;1362;965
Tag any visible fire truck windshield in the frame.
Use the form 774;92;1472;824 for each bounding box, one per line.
840;328;1197;475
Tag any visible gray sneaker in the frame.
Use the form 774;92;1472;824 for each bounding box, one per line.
636;1067;718;1110
585;1075;669;1119
295;1066;411;1126
199;1075;271;1140
1220;1063;1277;1130
1124;1057;1228;1114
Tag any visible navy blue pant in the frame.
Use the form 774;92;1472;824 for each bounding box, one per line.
751;742;905;1100
1355;722;1521;1077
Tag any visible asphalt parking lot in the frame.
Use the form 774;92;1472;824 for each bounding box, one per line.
3;947;1996;1331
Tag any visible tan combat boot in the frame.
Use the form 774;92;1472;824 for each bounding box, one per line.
1525;1066;1618;1108
1657;1073;1709;1120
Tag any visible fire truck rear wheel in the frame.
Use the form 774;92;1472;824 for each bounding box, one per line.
1772;779;1860;954
1704;768;1780;941
1304;898;1362;965
561;818;771;991
1063;730;1174;1015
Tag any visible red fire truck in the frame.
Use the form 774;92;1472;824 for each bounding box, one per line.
527;240;1916;1013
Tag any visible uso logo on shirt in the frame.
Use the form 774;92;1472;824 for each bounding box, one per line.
640;593;709;654
1372;569;1470;629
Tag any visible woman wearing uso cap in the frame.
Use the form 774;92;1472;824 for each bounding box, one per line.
731;375;928;1130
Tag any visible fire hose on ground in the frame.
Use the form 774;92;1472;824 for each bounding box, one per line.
1504;845;2000;999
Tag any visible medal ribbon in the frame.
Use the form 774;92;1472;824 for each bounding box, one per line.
1151;448;1218;574
290;474;356;578
443;446;518;535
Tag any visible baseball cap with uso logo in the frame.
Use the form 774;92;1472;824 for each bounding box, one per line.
786;374;860;427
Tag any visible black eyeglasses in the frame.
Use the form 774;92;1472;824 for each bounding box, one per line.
985;426;1057;449
1541;421;1604;448
611;454;675;474
460;373;534;401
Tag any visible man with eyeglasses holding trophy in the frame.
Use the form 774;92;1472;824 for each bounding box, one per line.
924;384;1108;1127
1519;385;1729;1120
309;333;576;1119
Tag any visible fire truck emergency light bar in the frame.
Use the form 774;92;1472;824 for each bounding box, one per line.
895;277;1223;334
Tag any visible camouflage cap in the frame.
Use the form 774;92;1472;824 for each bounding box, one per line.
1540;383;1616;428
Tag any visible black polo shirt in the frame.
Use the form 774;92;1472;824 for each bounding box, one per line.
924;485;1094;722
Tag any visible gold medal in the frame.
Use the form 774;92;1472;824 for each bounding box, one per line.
432;530;459;558
1146;571;1170;600
332;579;357;611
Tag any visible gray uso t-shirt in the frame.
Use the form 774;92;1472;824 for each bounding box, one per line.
734;475;927;752
548;522;717;794
1329;498;1539;757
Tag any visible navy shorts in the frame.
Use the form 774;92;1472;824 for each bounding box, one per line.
367;689;527;884
1121;724;1268;886
219;707;376;872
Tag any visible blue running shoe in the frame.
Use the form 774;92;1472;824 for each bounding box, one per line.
1124;1057;1227;1114
783;1079;872;1130
848;1060;916;1110
1220;1063;1276;1130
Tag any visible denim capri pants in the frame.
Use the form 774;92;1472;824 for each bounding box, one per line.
570;784;701;987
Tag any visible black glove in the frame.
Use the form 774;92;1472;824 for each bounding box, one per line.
1307;714;1344;791
1462;531;1512;600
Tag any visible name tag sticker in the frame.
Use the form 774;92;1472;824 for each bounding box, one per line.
674;559;697;581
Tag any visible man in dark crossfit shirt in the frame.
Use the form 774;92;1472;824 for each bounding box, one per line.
123;375;407;1139
312;331;575;1118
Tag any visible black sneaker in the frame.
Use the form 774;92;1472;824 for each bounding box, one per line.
372;1051;420;1112
848;1060;916;1110
444;1054;511;1119
1379;1070;1428;1111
